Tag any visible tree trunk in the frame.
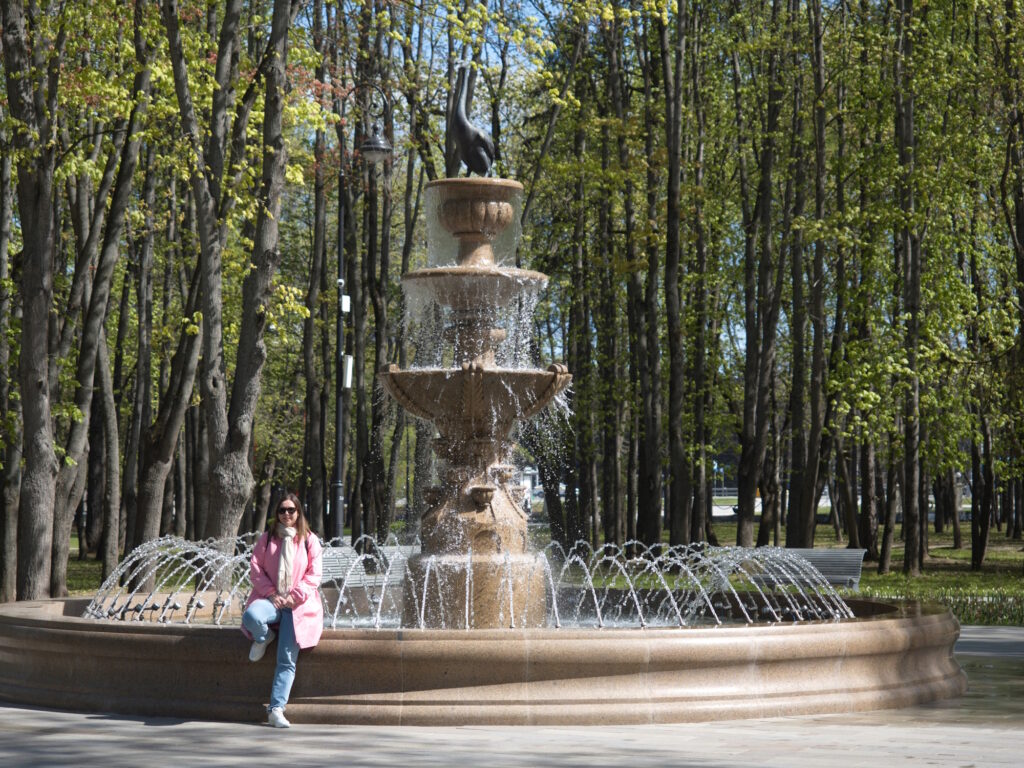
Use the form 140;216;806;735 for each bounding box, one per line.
213;0;298;539
837;437;860;549
2;0;64;599
185;408;202;539
574;189;598;547
123;168;165;553
302;10;328;535
878;439;899;575
799;0;833;550
172;439;186;539
610;6;642;551
124;154;160;550
134;274;202;550
365;145;392;542
253;455;275;536
735;0;785;547
163;0;240;538
932;474;946;534
786;41;811;549
597;122;621;546
951;470;964;549
918;465;929;570
689;6;709;546
784;0;811;550
566;118;588;547
1013;478;1022;540
0;110;19;602
394;105;423;533
160;446;176;537
859;440;879;560
637;14;663;546
352;165;371;542
996;0;1024;517
659;6;689;547
757;380;783;547
854;0;880;563
365;9;397;541
895;0;921;577
85;383;105;556
972;420;993;569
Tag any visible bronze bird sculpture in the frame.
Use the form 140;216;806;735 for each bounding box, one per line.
452;64;495;176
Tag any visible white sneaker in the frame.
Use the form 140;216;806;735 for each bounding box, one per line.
268;707;290;728
248;629;276;662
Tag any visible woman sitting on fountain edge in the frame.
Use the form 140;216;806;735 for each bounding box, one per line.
241;493;324;728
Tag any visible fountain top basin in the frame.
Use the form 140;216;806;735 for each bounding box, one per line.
426;177;524;266
426;176;523;201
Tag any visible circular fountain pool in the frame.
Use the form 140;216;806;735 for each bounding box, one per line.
0;535;966;725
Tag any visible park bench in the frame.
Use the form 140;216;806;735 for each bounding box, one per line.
784;548;866;591
378;544;418;584
320;545;372;587
320;543;419;589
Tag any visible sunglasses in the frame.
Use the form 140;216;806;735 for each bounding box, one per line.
278;506;298;515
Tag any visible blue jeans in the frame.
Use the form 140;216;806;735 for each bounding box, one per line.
242;599;299;711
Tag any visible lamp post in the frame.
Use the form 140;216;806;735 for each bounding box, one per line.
334;89;392;542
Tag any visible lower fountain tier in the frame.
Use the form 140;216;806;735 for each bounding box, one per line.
402;553;548;630
378;363;571;444
403;266;547;312
0;597;967;725
412;469;538;632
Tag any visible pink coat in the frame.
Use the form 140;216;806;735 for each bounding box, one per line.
243;531;324;649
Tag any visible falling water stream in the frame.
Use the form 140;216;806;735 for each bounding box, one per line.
84;534;854;629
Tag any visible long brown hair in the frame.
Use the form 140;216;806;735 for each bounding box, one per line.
272;492;310;541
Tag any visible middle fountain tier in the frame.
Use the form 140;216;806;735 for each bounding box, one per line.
378;177;572;629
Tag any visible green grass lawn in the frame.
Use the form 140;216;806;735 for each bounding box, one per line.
706;517;1024;624
67;536;104;594
855;532;1024;626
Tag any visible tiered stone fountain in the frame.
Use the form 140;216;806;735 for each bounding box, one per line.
379;177;570;628
0;73;967;725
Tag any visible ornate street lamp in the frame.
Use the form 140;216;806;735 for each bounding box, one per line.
334;87;392;542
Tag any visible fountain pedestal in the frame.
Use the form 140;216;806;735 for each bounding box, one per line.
378;178;571;629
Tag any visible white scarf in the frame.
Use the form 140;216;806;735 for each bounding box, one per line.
276;524;297;596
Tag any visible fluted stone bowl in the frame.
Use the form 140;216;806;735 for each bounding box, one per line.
0;596;966;725
403;265;547;312
379;364;572;441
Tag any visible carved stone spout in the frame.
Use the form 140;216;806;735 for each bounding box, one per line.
470;486;496;509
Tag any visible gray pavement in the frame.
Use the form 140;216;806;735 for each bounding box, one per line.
1;625;1022;767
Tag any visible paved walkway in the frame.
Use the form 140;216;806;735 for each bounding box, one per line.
1;626;1021;767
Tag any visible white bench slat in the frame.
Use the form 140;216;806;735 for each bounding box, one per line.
321;547;372;587
787;548;866;590
320;544;419;589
